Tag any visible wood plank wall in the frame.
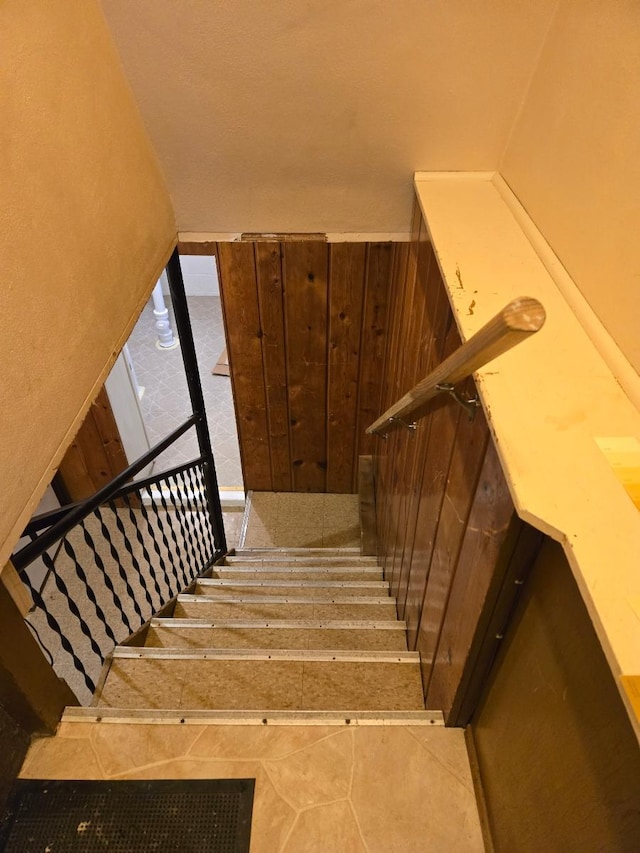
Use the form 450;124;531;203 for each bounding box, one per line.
374;203;535;721
215;240;394;492
57;387;129;501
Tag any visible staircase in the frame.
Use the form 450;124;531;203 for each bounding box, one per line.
92;547;427;716
31;548;487;851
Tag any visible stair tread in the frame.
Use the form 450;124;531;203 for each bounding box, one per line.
196;578;389;595
98;657;425;712
174;597;398;621
146;626;408;651
226;557;379;567
195;579;388;598
211;568;383;580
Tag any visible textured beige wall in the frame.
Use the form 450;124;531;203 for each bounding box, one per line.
1;0;176;567
501;1;640;375
100;0;557;234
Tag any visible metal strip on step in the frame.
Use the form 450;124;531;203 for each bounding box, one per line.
213;567;382;575
226;556;378;562
177;594;396;605
233;548;362;556
113;646;420;663
198;579;389;589
150;618;407;630
227;551;378;566
226;558;379;565
63;707;444;726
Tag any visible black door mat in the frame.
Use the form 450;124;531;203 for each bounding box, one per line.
0;778;254;852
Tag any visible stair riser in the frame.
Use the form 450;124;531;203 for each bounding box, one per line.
99;658;425;712
175;601;398;621
146;626;408;651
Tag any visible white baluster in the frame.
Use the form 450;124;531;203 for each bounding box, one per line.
152;275;178;349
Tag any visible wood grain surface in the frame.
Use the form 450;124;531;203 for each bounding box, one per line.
372;206;525;719
368;295;545;435
217;239;394;492
217;242;272;490
57;387;129;501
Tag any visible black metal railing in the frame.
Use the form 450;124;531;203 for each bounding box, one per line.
13;454;219;700
10;248;228;703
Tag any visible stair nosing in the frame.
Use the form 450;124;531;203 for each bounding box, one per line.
198;579;389;589
113;646;420;663
150;618;407;630
228;550;374;555
178;594;395;604
225;558;379;565
64;707;443;725
233;547;363;553
213;567;383;574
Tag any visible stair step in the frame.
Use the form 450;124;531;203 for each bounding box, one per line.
210;567;383;581
225;556;379;568
195;579;388;598
232;548;363;558
175;594;398;621
98;656;425;712
146;621;408;651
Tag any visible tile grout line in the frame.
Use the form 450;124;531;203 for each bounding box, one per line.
260;758;302;817
348;795;372;853
404;726;474;794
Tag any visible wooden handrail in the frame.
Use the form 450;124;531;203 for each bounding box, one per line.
367;296;546;435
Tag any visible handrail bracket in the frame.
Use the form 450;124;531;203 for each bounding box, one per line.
372;416;417;439
436;383;481;421
390;416;418;433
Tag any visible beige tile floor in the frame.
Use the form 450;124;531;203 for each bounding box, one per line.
242;492;361;549
21;721;484;852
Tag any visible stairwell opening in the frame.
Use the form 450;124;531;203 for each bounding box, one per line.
109;253;244;518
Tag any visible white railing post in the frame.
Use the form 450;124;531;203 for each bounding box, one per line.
152;274;177;349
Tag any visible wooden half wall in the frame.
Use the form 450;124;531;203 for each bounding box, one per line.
211;239;395;493
373;203;540;721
